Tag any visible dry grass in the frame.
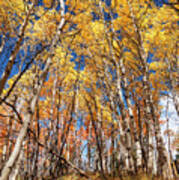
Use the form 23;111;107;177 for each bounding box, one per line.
16;173;178;180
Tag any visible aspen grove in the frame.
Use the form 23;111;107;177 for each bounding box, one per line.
0;0;178;179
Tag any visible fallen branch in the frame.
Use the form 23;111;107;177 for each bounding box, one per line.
28;128;90;179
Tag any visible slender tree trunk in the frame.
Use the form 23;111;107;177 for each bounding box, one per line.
87;121;92;170
9;141;25;180
0;34;5;55
85;98;106;180
31;101;40;179
120;61;142;172
111;124;116;176
135;100;148;173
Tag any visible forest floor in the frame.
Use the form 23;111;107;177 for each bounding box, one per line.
56;173;179;180
16;172;179;180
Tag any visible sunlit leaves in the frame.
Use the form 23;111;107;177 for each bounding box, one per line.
0;0;25;36
29;8;61;41
149;61;167;71
43;0;53;8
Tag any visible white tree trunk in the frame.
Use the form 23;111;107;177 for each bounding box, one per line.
9;141;24;180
